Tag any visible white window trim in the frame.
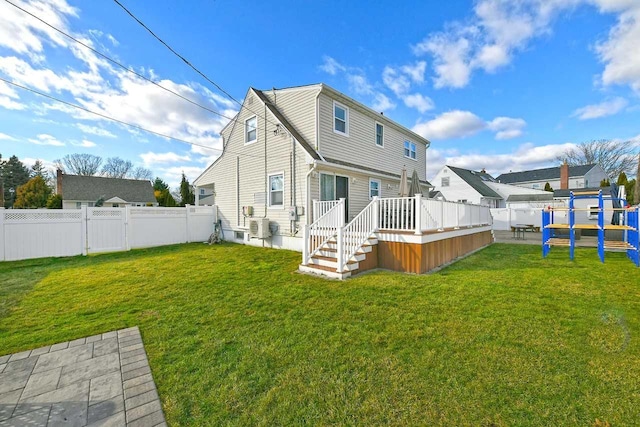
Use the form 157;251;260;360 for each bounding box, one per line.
245;115;257;145
268;171;285;209
375;122;384;147
333;100;349;136
404;140;417;161
369;178;381;199
318;172;350;202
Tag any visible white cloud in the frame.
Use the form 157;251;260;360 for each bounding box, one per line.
72;139;96;148
571;97;628;119
413;110;486;139
414;32;473;89
76;123;116;138
28;133;65;146
0;80;26;110
382;66;411;96
0;132;16;140
347;73;374;95
403;93;434;113
140;151;192;166
401;61;427;84
371;93;396;112
487;116;527;139
319;56;346;75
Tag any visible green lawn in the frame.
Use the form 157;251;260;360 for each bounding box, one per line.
1;242;639;426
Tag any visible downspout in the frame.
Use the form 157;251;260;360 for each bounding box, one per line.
306;160;318;224
315;90;321;152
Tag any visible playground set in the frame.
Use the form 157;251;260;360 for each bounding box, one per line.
542;189;639;267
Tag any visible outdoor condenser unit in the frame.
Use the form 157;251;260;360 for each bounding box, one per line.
249;218;270;239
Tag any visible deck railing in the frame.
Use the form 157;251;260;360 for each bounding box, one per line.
338;197;379;272
302;198;345;265
313;200;340;222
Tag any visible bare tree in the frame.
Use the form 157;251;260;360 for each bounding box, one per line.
556;139;638;179
635;153;640;206
102;157;133;178
130;166;153;181
55;154;103;176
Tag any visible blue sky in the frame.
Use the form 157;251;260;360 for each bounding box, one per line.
1;0;639;189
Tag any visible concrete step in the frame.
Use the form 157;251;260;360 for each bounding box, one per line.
298;264;351;280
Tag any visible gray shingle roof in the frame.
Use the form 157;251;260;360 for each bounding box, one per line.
506;194;554;202
61;174;156;203
553;186;612;199
447;166;502;198
496;164;597;184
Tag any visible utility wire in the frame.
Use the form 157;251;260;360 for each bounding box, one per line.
2;0;275;135
111;0;279;127
0;77;265;159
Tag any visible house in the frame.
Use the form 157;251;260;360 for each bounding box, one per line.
432;166;503;207
496;163;609;190
56;170;157;209
194;83;432;251
195;186;215;206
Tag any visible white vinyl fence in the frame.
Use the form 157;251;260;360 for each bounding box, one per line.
491;208;570;230
0;205;217;262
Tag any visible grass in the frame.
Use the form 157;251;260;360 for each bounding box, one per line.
1;242;639;426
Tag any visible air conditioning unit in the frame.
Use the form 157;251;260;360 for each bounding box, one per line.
249;218;270;239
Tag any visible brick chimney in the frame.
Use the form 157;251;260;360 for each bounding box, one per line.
560;161;569;190
56;169;63;196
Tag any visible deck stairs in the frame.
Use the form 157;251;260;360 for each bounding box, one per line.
299;231;378;279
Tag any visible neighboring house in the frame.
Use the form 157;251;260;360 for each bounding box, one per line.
433;165;552;208
194;83;432;251
496;163;609;190
56;170;157;209
553;186;618;227
195;186;215;206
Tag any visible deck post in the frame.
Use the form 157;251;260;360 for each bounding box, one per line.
414;194;422;235
302;224;309;265
373;196;380;231
339;198;346;226
336;226;344;273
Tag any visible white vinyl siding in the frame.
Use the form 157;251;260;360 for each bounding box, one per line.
245;116;257;144
369;178;381;199
333;101;349;135
375;122;384;147
269;173;284;207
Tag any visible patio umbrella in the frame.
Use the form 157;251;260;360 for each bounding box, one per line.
398;168;409;197
408;169;422;197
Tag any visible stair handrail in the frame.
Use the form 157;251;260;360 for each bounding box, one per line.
337;197;379;272
302;198;345;265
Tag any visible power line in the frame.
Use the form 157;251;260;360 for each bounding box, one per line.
0;77;265;159
111;0;279;127
2;0;276;135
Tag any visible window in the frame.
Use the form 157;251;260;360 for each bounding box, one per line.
441;177;450;187
588;205;599;220
269;173;284;207
76;202;82;209
245;116;257;144
404;141;416;159
320;173;335;201
334;101;348;135
200;188;205;196
375;123;384;146
369;179;381;199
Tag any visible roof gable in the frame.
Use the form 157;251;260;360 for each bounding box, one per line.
447;166;502;198
61;174;156;203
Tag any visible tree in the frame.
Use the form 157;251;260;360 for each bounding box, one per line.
635;154;640;206
55;154;102;175
544;182;553;192
13;176;52;208
556;139;638;179
102;157;133;178
626;179;636;206
153;177;169;192
617;171;628;186
46;194;62;209
156;189;176;207
179;173;195;206
600;178;610;187
131;166;153;181
1;155;30;208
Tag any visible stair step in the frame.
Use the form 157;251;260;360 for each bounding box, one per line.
298;264;351;279
309;255;359;271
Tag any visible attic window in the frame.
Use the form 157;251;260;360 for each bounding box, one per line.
441;177;450;187
245;116;257;144
333;101;349;135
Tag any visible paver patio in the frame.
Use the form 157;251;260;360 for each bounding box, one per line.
0;327;165;427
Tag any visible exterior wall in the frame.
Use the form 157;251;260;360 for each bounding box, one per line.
262;87;320;150
510;177;585;190
194;90;309;244
432;167;483;205
584;167;609;188
316;92;428;181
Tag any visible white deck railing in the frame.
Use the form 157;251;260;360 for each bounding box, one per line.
338;197;379;272
302;198;345;265
313;200;340;222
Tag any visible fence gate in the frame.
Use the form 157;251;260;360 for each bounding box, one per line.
86;208;127;254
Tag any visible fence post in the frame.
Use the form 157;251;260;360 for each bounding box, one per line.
439;199;445;231
312;200;318;222
455;202;460;229
0;208;5;261
339;198;346;226
302;224;309;265
336;226;344;273
185;204;191;243
373;196;380;231
81;206;88;256
125;205;132;251
414;194;422;235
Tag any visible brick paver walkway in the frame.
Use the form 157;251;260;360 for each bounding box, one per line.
0;327;165;426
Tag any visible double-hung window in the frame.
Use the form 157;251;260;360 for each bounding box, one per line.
269;173;284;207
441;177;450;187
369;179;381;199
334;101;348;135
245;116;257;144
404;140;416;159
375;123;384;146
